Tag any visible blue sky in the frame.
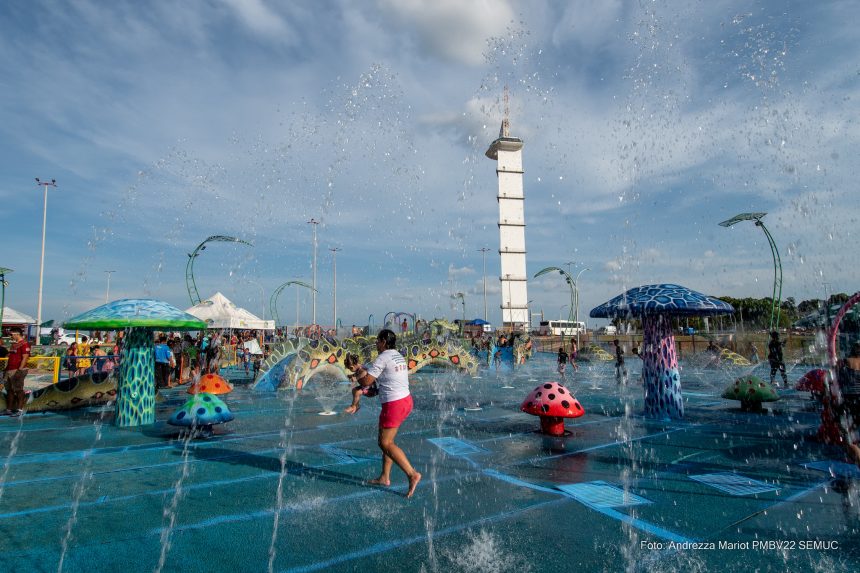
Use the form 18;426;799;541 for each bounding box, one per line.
1;0;857;329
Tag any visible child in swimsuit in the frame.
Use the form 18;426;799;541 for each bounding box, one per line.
344;353;378;414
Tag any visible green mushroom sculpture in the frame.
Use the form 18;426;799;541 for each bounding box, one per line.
722;375;781;412
64;299;206;427
168;392;234;437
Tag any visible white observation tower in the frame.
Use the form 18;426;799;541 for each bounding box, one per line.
485;93;529;332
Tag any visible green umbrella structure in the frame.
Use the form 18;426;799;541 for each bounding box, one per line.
65;299;206;427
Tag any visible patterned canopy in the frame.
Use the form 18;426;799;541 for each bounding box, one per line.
590;284;734;319
64;299;207;330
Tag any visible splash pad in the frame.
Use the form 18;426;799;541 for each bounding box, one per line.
1;351;857;572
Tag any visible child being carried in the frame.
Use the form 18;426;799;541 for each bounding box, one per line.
343;353;378;414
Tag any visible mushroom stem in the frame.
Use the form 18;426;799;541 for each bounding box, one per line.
642;315;684;420
116;327;156;427
539;416;566;436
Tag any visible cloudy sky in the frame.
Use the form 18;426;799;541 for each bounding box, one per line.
1;0;857;329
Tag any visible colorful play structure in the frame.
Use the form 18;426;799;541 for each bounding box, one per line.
591;283;734;420
254;332;480;391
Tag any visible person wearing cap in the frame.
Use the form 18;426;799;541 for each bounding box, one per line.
767;331;788;387
354;328;421;498
3;327;30;416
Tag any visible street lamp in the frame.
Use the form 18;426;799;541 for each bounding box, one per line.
454;292;466;335
185;235;253;305
719;212;783;331
329;247;341;331
104;270;116;303
34;178;57;331
244;279;266;320
308;218;320;326
478;247;490;322
0;267;12;331
573;267;590;346
269;280;316;329
559;304;569;319
535;265;576;343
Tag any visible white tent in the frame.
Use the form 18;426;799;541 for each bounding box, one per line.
1;306;36;325
185;292;275;331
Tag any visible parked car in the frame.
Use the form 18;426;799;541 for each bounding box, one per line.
597;325;617;335
57;333;81;345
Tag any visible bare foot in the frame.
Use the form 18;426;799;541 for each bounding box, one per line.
343;404;360;414
366;477;390;487
406;472;422;498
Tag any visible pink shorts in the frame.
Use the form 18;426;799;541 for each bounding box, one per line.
379;395;413;429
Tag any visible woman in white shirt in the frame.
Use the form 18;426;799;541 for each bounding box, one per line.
356;329;422;498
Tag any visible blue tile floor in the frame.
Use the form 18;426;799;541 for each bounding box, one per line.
1;354;858;572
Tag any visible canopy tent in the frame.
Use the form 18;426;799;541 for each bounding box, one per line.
1;306;36;325
185;292;274;331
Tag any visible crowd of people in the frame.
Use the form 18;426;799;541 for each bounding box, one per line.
55;329;267;389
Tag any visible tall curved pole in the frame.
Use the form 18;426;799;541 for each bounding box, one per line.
573;268;589;347
719;213;782;331
0;267;12;331
185;235;253;306
535;266;576;344
454;293;465;336
757;221;783;330
269;280;315;328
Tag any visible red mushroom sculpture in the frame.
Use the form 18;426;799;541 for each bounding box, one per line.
520;381;585;436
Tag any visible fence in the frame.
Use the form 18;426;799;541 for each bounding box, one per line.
0;356;62;383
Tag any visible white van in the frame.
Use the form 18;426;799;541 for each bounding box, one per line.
597;325;617;335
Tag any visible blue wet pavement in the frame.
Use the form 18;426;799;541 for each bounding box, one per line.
1;354;858;572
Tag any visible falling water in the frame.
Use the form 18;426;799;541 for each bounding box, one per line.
266;388;300;573
153;428;196;573
0;420;25;505
56;407;109;573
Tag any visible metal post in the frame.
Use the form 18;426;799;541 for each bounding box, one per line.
34;178;56;333
104;270;115;303
719;213;782;331
330;247;340;331
308;219;319;325
0;267;12;332
185;235;252;305
478;247;490;322
574;267;589;347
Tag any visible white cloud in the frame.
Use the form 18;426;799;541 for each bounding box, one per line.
376;0;514;65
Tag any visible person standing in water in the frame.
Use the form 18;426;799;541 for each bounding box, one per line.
556;347;569;380
613;339;627;384
354;329;421;498
569;339;579;372
767;331;788;387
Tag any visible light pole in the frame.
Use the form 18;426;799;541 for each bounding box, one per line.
308;218;319;326
329;247;341;331
245;279;266;320
34;178;57;332
504;273;512;332
559;305;569;319
185;235;252;305
454;292;466;335
269;280;315;329
535;265;576;344
0;267;12;331
104;270;116;303
719;213;783;331
478;247;490;322
573;267;589;346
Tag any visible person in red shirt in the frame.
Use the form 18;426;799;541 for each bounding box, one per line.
4;327;30;416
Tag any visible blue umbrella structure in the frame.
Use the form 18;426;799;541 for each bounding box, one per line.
591;284;733;420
